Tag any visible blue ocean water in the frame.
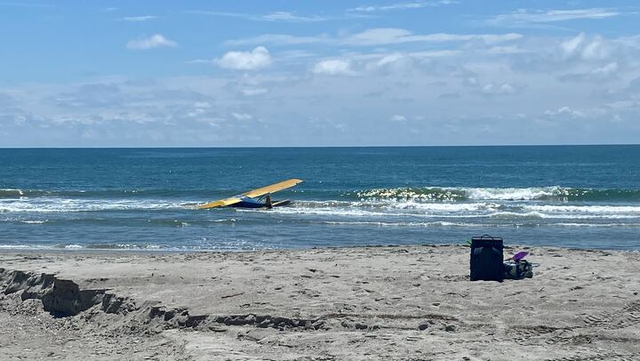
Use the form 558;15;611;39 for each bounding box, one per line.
1;146;639;251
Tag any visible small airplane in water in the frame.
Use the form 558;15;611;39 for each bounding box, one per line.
198;179;303;210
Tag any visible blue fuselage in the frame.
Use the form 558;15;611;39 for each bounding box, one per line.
232;197;267;208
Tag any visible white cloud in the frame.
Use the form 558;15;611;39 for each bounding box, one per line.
187;10;328;22
225;34;330;46
488;8;621;27
242;88;268;96
582;38;608;60
559;33;615;62
312;59;354;76
616;35;640;50
187;109;205;118
349;1;458;12
232;112;253;120
262;11;327;22
377;53;406;67
561;33;586;56
311;50;459;74
227;28;522;47
305;49;457;68
345;28;411;45
5;29;640;147
544;106;586;118
560;62;620;82
486;45;529;55
405;50;460;58
119;15;157;22
215;47;272;70
591;62;618;76
126;34;177;50
481;82;518;95
362;52;418;72
343;28;523;46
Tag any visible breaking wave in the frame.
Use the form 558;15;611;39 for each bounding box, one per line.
270;200;640;222
0;198;184;213
0;189;25;198
356;186;640;202
2;186;639;233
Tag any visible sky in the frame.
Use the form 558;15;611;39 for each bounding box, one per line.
0;0;639;147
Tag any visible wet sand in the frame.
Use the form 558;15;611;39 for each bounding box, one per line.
1;245;639;360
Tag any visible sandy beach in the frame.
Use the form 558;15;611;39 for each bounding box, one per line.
1;245;639;360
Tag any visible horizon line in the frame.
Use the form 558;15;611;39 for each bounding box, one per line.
0;143;639;150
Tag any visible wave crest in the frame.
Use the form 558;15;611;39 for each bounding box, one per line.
357;186;640;202
0;189;24;198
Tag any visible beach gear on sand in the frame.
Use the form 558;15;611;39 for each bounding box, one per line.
510;251;528;262
470;237;537;281
470;235;504;282
504;251;537;279
503;259;534;279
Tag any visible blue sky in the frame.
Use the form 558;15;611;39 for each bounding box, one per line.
1;0;639;146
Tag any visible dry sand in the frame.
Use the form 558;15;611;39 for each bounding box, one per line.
1;245;639;361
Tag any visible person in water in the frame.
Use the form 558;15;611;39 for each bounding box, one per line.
265;194;273;209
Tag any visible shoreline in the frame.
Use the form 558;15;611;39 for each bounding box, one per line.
1;244;639;360
1;242;640;254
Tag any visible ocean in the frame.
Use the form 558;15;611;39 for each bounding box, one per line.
1;146;639;251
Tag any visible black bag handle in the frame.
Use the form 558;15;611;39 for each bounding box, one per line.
472;234;503;242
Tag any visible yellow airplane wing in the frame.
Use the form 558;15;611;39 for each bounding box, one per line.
197;196;243;210
197;179;303;210
242;178;303;198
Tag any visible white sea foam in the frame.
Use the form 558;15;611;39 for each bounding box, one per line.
2;191;639;234
465;187;564;200
269;200;640;222
271;206;406;218
358;186;574;201
289;200;496;213
0;244;53;250
553;222;640;228
0;198;184;213
524;205;640;214
384;200;497;212
486;211;638;220
0;215;50;224
488;211;547;219
64;244;84;250
321;220;487;228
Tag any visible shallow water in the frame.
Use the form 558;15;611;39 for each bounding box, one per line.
1;146;639;250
